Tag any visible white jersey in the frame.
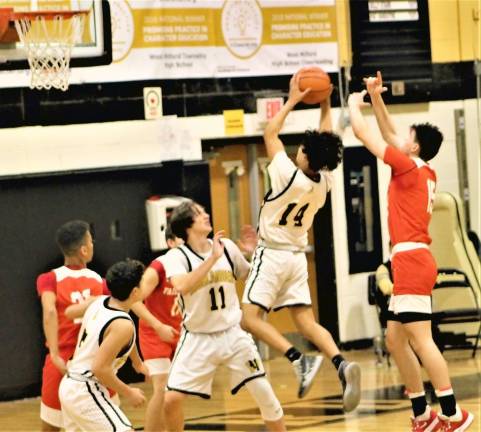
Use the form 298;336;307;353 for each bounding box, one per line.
258;151;332;250
67;296;135;379
162;238;250;333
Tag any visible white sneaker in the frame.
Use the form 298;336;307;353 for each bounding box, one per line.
292;354;323;398
338;360;361;412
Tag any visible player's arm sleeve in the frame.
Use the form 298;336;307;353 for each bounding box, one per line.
102;278;110;295
267;151;298;195
223;238;251;280
36;271;56;296
162;249;189;279
383;145;416;175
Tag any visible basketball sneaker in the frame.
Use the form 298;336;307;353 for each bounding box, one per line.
338;360;361;412
292;354;323;398
438;408;474;431
411;408;442;432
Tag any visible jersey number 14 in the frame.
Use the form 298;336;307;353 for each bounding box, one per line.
278;203;309;227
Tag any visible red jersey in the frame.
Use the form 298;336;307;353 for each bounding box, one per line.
139;257;182;339
384;146;436;246
36;265;108;351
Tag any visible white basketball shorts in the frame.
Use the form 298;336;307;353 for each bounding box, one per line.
167;324;265;398
242;246;311;311
59;375;132;432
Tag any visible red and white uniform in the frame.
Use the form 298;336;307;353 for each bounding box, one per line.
139;256;182;375
384;146;438;314
37;265;108;427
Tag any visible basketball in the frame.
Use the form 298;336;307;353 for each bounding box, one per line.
297;67;331;104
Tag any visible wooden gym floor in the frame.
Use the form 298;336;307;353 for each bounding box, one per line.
0;349;479;431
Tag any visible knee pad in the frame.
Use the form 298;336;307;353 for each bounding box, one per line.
245;377;283;421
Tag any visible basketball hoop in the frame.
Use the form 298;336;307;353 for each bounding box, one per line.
1;8;88;91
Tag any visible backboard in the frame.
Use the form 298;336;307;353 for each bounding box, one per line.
0;0;111;70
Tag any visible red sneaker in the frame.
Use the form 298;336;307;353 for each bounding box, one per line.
411;409;442;432
439;409;474;431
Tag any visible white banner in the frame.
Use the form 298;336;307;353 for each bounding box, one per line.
0;0;338;87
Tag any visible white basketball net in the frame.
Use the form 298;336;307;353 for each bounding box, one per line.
14;13;85;91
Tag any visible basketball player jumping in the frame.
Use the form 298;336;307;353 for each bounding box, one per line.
348;71;473;431
240;71;361;412
162;201;286;431
59;260;147;432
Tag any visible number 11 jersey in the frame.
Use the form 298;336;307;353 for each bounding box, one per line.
258;151;332;250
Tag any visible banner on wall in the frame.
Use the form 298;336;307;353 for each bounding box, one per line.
0;0;338;87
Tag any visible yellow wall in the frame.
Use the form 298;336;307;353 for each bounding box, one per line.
340;0;480;65
428;0;480;62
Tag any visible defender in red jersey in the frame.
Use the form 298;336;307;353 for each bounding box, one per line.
138;226;183;432
37;220;109;431
348;71;473;432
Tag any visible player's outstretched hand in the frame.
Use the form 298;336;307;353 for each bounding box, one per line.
51;353;67;375
211;230;225;260
363;70;387;96
154;322;179;343
125;386;146;408
238;225;257;258
288;72;311;104
348;90;371;109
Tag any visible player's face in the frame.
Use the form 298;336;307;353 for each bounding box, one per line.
296;146;309;172
81;231;94;263
190;204;212;236
401;128;419;156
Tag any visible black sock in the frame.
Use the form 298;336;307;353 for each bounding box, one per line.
331;354;345;370
438;393;457;417
285;347;302;363
409;393;428;418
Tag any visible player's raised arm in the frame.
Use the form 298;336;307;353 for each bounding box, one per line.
264;73;310;160
169;231;225;295
319;86;333;133
348;90;388;160
364;71;402;148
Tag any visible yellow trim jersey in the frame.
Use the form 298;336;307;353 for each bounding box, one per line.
162;238;250;333
67;296;135;379
258;151;332;250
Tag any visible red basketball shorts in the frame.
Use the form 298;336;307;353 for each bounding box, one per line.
391;248;437;296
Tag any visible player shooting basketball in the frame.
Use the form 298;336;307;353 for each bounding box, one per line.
241;69;362;412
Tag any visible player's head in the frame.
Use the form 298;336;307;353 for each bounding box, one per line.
55;220;94;262
296;130;343;174
405;123;443;161
165;224;184;249
170;201;212;241
105;259;144;302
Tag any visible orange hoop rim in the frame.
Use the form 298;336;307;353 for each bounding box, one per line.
11;10;89;21
0;7;89;22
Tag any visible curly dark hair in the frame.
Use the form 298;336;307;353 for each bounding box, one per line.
411;123;443;162
55;220;90;257
106;259;144;301
301;130;343;172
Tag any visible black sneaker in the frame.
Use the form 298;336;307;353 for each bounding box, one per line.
292;354;323;398
338;360;361;412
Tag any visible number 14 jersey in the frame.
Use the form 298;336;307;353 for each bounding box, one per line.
258;151;332;250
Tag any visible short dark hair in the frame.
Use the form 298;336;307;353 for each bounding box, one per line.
411;123;443;162
55;220;90;256
105;259;144;301
165;224;176;242
301;130;343;171
169;200;196;242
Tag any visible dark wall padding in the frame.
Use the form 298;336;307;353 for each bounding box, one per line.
0;160;210;401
